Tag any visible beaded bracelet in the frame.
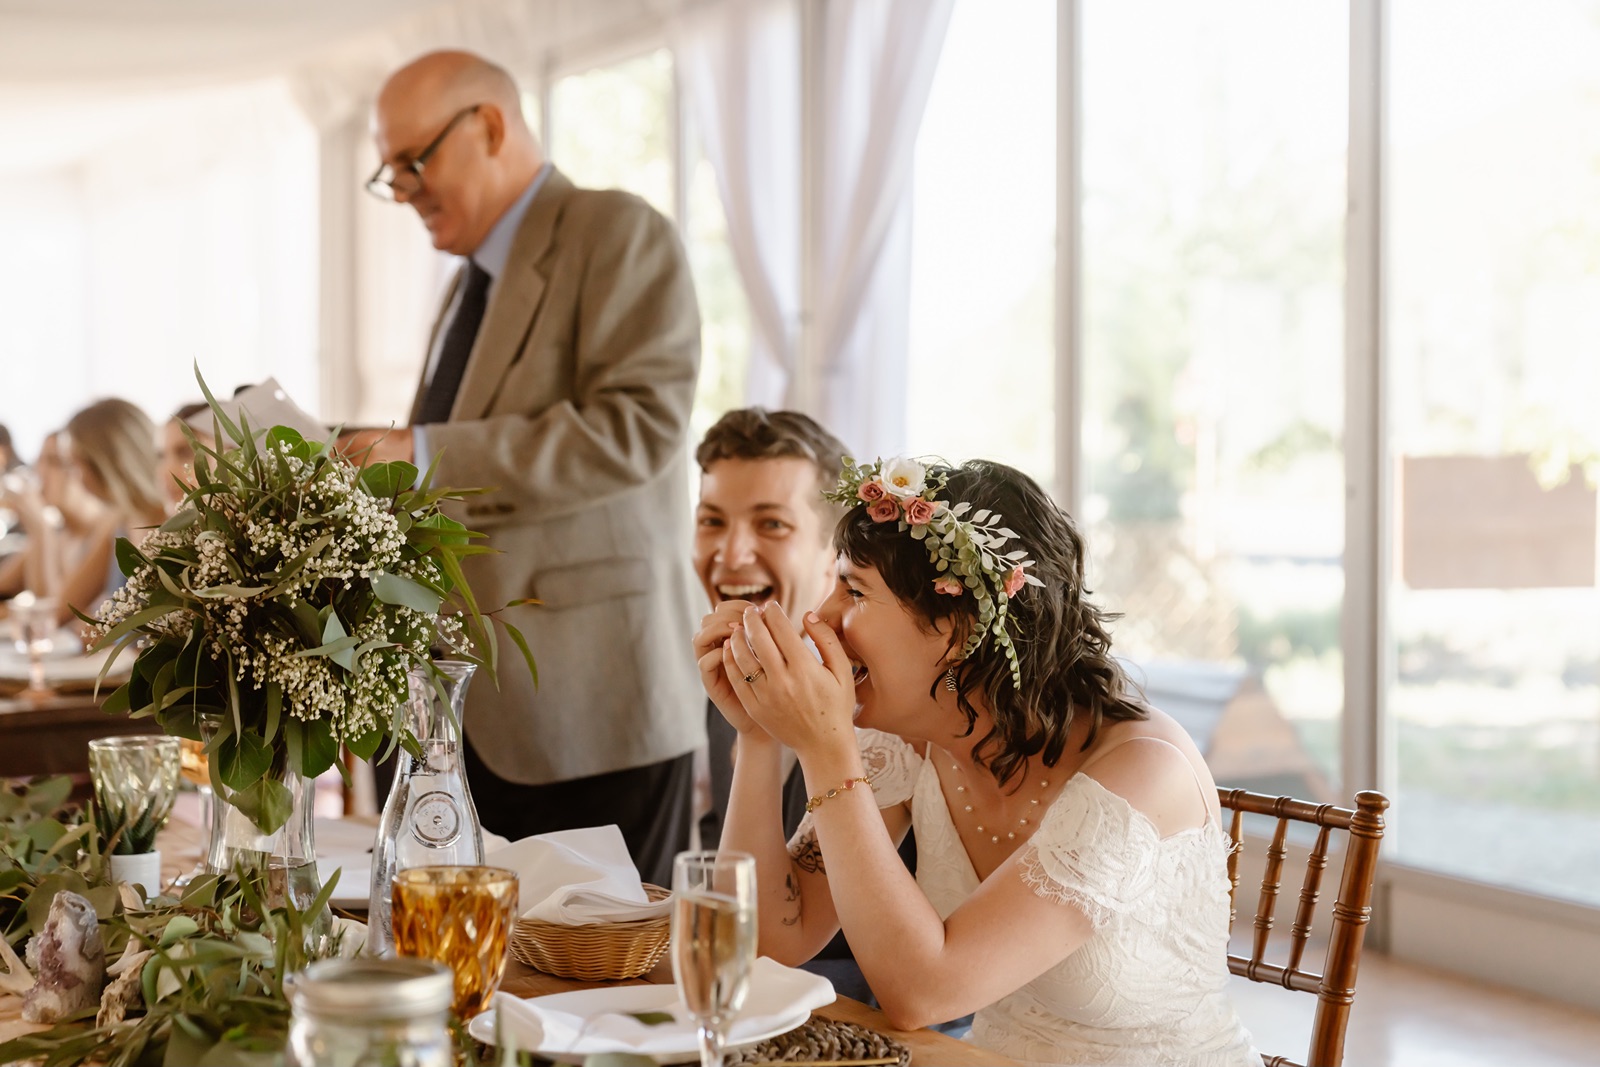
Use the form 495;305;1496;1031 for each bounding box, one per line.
804;775;875;813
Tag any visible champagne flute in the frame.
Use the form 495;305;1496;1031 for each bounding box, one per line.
671;851;757;1067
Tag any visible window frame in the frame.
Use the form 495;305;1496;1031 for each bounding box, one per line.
1053;0;1600;1007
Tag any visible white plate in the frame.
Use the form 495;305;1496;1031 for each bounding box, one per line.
314;856;371;908
468;958;834;1064
469;988;811;1065
0;644;130;689
315;817;378;854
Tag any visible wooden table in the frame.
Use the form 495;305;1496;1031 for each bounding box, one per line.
0;690;151;790
499;958;1018;1066
4;814;1020;1066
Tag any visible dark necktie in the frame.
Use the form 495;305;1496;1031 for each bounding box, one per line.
417;260;492;424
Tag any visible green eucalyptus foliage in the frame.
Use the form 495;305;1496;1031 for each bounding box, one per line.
0;868;347;1067
0;777;118;949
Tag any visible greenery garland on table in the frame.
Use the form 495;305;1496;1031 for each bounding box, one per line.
0;778;113;951
84;368;537;835
0;777;345;1066
0;781;652;1067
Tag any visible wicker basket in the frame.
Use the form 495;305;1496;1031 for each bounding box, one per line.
510;883;673;980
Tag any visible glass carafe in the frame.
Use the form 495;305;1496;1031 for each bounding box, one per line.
368;660;485;956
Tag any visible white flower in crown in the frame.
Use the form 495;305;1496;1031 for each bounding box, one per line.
880;457;927;499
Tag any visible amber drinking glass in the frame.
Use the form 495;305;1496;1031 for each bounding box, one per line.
391;865;519;1019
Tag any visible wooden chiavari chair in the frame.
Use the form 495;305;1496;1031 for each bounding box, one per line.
1219;787;1390;1067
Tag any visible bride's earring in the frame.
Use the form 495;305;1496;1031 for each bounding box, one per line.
944;667;958;693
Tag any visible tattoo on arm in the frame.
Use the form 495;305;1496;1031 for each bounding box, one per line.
781;872;800;926
790;831;826;875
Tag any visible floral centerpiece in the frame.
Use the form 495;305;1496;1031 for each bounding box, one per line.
86;373;533;841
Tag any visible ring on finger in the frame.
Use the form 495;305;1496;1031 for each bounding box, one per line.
743;668;765;684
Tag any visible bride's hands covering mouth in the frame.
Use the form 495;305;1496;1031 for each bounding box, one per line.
694;599;766;736
721;602;860;762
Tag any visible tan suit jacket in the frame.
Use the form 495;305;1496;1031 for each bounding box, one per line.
413;167;704;786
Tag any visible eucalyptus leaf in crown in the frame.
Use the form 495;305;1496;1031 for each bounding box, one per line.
85;369;535;836
824;456;1043;689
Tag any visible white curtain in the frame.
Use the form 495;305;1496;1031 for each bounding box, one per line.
810;0;953;458
672;0;803;410
673;0;951;455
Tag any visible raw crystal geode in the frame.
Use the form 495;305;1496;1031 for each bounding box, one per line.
20;890;106;1024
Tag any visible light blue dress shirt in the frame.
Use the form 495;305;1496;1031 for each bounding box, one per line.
412;162;552;463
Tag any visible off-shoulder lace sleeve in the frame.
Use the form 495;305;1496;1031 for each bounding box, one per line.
787;728;919;847
1017;776;1161;929
854;727;920;806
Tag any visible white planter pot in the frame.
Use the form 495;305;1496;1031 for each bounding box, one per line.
109;851;162;898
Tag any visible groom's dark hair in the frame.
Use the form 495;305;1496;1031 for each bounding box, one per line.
696;408;849;530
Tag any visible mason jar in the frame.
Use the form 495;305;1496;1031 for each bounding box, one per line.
284;957;454;1067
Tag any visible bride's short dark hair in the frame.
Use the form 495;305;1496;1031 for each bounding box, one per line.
835;459;1146;788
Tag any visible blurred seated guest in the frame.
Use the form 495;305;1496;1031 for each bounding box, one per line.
0;431;110;601
0;423;19;472
0;400;163;629
698;458;1262;1066
159;401;210;510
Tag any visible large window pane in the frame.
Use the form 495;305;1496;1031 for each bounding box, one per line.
1081;0;1348;801
550;50;674;218
684;130;753;443
1387;0;1600;905
905;0;1055;484
548;49;752;463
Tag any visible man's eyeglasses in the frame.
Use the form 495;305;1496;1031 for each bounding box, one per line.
365;104;482;201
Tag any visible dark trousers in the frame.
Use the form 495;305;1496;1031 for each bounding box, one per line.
463;739;695;889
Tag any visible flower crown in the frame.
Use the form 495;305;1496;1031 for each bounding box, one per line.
824;457;1042;689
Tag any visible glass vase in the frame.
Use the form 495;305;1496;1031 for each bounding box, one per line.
206;762;331;943
368;661;485;956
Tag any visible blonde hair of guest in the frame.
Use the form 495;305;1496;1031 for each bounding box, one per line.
65;399;165;529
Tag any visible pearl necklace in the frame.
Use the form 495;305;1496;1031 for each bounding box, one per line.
949;759;1051;845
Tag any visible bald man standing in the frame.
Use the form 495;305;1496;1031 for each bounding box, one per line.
344;51;703;885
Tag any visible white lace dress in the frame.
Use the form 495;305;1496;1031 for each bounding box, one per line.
820;729;1262;1067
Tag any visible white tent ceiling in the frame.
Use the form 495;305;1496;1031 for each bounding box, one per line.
0;1;443;89
0;0;683;173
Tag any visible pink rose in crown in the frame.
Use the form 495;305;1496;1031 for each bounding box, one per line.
857;479;888;502
933;576;964;596
1004;565;1026;597
867;498;900;523
903;497;937;525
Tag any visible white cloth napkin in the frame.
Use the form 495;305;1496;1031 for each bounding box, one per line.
486;956;836;1057
486;824;670;925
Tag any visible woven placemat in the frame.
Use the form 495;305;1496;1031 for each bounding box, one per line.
724;1016;912;1066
